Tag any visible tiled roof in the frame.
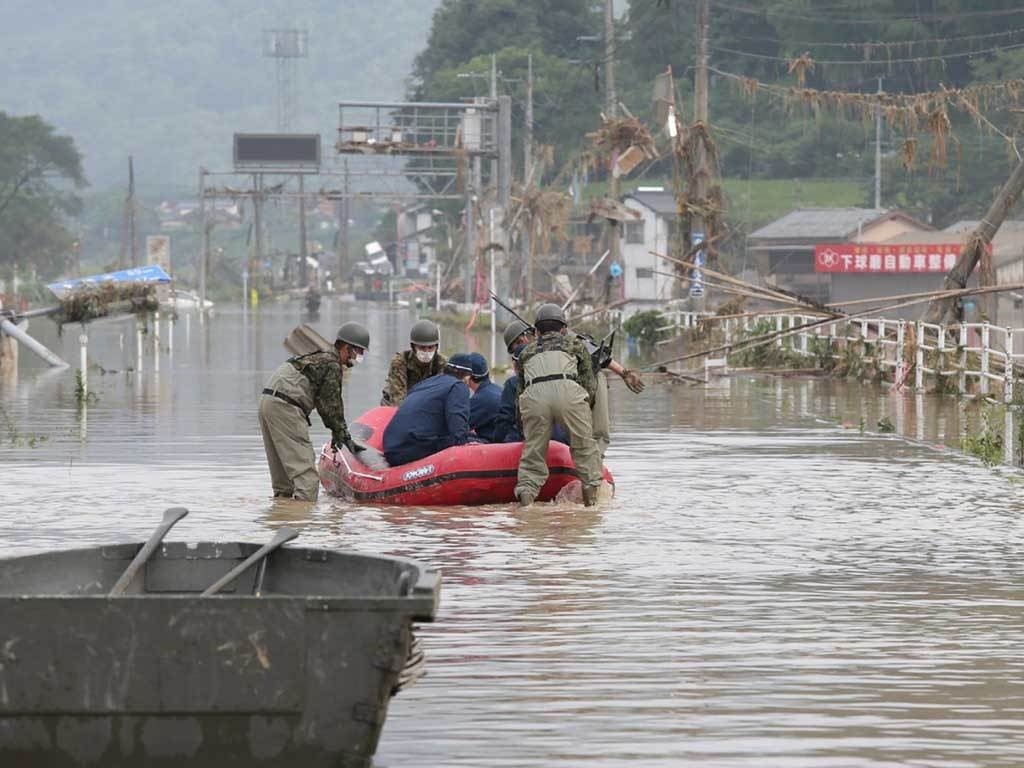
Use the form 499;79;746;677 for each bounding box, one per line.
749;208;890;240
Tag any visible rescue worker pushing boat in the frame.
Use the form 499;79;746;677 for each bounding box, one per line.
259;321;369;501
380;319;448;406
514;304;603;507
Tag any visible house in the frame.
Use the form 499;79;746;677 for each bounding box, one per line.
396;205;439;278
941;220;1024;327
619;188;681;311
747;208;934;314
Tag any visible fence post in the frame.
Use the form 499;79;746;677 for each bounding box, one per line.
981;323;990;396
896;320;904;370
801;317;809;355
959;324;967;395
916;321;925;392
776;314;783;348
1005;328;1014;403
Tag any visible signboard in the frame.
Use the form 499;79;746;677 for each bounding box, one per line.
47;265;172;299
689;231;705;297
146;235;171;272
233;133;320;171
813;243;973;274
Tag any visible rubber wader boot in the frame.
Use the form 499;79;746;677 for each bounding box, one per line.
581;485;598;507
518;491;536;507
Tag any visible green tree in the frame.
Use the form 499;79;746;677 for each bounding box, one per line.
0;112;87;279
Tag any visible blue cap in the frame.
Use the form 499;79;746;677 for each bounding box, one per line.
467;352;489;380
446;353;474;375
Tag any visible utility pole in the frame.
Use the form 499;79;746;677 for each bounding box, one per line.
298;174;308;287
337;159;349;292
524;52;534;303
692;0;710;304
874;77;883;210
604;0;621;280
490;53;497;100
250;173;264;307
120;156;138;269
198;166;209;310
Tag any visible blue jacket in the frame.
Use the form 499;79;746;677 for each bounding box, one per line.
492;376;569;445
469;379;503;442
383;373;471;466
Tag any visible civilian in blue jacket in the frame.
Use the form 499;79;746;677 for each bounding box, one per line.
383;354;474;466
466;352;503;442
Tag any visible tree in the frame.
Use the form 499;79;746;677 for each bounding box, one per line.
0;112;86;278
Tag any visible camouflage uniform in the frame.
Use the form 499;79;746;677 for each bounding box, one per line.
380;350;448;406
514;331;603;500
259;350;354;501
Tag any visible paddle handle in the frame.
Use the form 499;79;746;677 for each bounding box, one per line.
201;527;299;596
109;507;189;596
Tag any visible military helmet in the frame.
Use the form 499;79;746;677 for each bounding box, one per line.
409;319;440;346
336;321;370;350
503;318;533;351
535;303;567;327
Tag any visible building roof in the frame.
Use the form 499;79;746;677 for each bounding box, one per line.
883;220;1024;266
749;207;930;241
623;190;677;216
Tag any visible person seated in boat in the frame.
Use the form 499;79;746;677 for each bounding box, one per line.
380;319;448;406
466;352;503;442
382;354;475;466
514;304;603;507
259;321;370;501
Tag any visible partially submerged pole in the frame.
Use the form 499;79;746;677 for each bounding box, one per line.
922;152;1024;324
0;317;67;368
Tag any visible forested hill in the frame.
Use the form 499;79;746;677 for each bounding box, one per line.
2;0;440;191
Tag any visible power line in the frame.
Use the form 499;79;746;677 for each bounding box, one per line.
718;26;1024;51
710;0;1024;25
709;40;1024;67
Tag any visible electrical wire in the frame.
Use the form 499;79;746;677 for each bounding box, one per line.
709;0;1024;25
718;26;1024;51
709;40;1024;66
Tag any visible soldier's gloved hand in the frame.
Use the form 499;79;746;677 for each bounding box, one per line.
620;368;645;394
345;438;366;454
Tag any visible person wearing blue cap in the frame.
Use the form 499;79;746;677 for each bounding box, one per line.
382;353;474;466
466;352;503;442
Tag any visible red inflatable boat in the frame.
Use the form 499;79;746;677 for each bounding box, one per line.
318;406;614;506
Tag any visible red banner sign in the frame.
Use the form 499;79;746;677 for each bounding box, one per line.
814;243;962;274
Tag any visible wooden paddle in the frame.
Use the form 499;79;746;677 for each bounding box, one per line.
109;507;189;596
201;527;299;596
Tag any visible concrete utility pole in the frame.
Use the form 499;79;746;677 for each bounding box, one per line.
198;166;209;310
874;77;883;210
120;156;138;269
337;159;349;291
604;0;621;274
251;173;264;307
692;0;710;304
298;174;308;287
922;154;1024;324
524;52;534;303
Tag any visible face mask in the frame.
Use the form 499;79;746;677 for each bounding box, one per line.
352;353;364;366
415;349;436;364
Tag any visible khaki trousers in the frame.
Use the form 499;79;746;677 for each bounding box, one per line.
514;379;603;499
259;363;319;501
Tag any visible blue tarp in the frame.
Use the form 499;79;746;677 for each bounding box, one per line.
47;266;172;298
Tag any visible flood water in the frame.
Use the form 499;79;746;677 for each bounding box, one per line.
4;300;1024;767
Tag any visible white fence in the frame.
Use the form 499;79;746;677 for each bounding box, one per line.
653;310;1024;401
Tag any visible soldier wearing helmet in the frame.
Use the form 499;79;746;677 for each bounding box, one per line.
513;303;603;507
380;318;449;406
258;321;370;501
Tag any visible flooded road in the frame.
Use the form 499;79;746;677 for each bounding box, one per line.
3;301;1024;767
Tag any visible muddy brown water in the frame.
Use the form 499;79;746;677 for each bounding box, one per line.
3;301;1024;767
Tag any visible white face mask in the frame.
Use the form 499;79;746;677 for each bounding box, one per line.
415;348;436;364
352;353;364;366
